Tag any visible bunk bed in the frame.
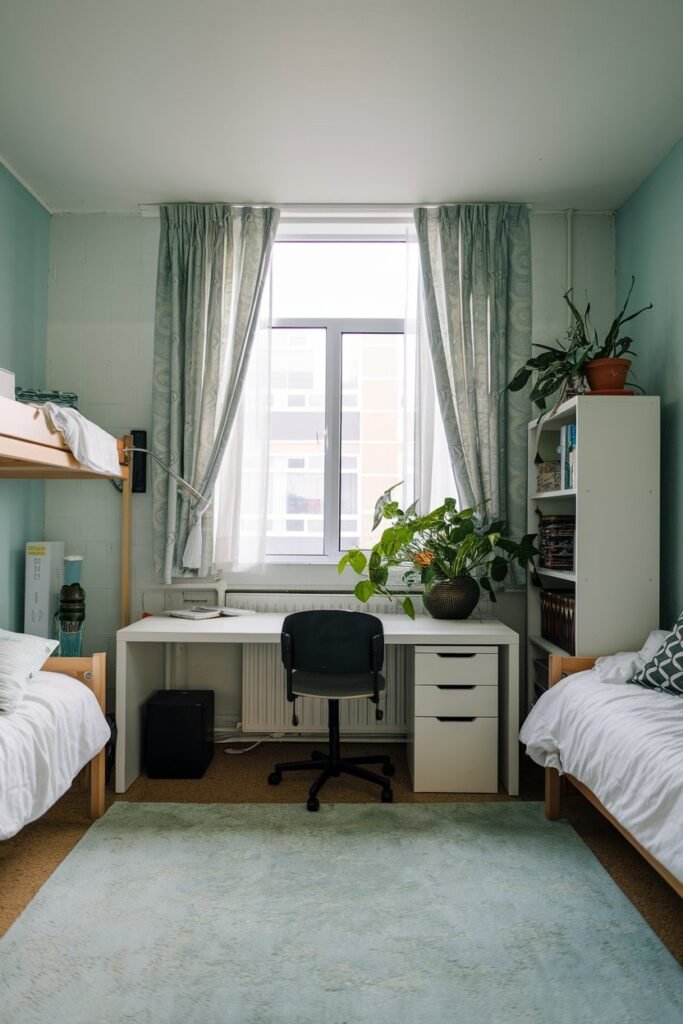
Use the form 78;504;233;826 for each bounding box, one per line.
0;395;132;833
0;394;133;625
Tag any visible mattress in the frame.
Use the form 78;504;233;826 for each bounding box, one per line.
520;640;683;882
0;670;110;840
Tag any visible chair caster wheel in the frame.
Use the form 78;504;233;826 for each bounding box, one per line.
307;797;320;812
268;771;282;786
381;788;393;803
382;763;396;777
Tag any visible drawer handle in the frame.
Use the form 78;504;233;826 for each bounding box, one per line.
436;716;476;722
436;684;475;690
436;652;476;659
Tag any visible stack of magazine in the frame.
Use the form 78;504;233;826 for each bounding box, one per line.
540;590;576;655
538;514;575;570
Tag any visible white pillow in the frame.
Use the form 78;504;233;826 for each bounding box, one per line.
0;629;59;713
594;629;670;684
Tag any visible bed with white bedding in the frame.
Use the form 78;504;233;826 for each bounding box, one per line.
520;633;683;889
0;666;110;840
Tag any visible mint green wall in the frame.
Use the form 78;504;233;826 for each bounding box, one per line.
0;165;49;630
616;136;683;628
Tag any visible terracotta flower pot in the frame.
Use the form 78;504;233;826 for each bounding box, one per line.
585;357;631;393
422;577;480;620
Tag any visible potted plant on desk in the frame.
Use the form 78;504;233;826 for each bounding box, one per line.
338;486;537;619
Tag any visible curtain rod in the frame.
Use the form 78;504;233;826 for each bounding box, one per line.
139;202;615;218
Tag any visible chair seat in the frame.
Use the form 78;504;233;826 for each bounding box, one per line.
291;671;386;699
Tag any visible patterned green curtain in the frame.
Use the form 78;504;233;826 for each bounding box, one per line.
414;204;532;546
152;204;279;583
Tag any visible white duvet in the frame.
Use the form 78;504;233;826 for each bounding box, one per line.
0;670;110;840
520;631;683;883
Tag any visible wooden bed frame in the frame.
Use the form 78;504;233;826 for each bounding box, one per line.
544;654;683;899
0;395;133;626
42;653;107;820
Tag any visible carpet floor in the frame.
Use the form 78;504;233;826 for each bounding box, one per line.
1;801;681;1024
1;743;681;967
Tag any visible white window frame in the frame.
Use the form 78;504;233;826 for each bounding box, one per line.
267;317;404;564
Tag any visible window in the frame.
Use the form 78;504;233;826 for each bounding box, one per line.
214;217;455;575
267;237;416;559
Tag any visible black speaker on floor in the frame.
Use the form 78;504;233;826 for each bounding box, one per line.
143;690;214;779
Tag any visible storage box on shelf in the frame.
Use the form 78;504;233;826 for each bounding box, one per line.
526;396;660;709
535;461;561;493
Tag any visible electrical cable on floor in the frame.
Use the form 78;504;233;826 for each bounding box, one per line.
216;735;279;755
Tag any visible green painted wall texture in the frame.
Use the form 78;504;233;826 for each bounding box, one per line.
616;136;683;627
0;165;49;630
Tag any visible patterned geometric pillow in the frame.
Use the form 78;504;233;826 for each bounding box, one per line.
629;612;683;697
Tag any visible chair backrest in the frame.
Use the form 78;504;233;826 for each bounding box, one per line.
281;610;384;676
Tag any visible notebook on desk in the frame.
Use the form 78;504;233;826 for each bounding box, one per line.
168;606;256;620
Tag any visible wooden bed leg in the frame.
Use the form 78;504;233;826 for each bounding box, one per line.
89;651;107;820
545;766;561;820
90;749;105;819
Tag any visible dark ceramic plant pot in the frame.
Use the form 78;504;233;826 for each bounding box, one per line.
422;577;481;620
585;357;631;393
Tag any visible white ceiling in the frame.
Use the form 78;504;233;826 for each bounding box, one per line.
2;0;683;213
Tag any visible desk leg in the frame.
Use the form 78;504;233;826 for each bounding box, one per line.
499;642;520;796
115;640;165;793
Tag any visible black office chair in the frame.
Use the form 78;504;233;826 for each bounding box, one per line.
267;610;395;811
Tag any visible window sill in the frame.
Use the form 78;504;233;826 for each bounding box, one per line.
215;561;418;593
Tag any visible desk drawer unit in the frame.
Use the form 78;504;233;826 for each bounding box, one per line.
414;683;497;717
414;646;497;686
409;646;498;793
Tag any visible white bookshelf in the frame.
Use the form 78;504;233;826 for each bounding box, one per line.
526;395;660;710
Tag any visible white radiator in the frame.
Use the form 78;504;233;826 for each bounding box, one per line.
232;592;409;735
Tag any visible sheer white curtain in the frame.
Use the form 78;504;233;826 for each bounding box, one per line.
213;275;273;570
406;236;458;516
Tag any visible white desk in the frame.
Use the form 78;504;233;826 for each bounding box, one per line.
115;614;520;795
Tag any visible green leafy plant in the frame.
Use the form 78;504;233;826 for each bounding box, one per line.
563;275;653;360
338;485;537;619
507;276;653;409
506;330;591;410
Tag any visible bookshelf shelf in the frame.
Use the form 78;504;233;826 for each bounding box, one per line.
530;489;576;500
528;397;579;430
525;396;660;712
536;568;576;582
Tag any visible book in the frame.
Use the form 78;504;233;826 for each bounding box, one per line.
540;589;576;654
565;424;577;489
169;608;221;620
176;605;257;617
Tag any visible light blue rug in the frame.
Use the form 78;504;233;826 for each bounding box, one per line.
1;803;681;1024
